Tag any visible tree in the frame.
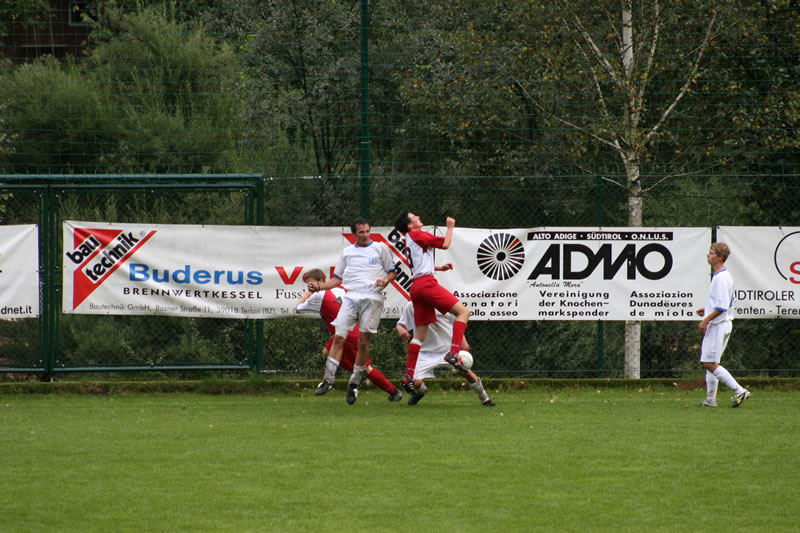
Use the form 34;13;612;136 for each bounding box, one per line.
535;0;721;377
0;4;245;173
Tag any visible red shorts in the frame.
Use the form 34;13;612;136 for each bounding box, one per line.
324;329;368;372
410;275;459;327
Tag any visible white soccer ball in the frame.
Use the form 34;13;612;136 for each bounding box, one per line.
456;350;473;371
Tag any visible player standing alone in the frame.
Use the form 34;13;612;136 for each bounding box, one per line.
393;211;471;396
697;242;750;408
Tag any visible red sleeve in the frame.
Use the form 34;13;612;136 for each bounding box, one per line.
408;230;445;249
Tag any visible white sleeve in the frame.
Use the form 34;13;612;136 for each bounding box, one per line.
381;243;398;273
333;250;346;280
296;291;324;313
397;302;415;330
709;274;732;311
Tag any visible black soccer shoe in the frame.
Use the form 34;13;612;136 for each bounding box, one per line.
400;373;416;394
407;383;428;406
444;352;468;373
388;388;404;402
315;380;334;396
346;383;359;405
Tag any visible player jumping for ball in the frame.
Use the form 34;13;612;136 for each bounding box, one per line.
393;211;471;396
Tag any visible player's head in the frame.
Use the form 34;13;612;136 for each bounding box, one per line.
393;211;410;234
302;269;326;283
710;242;730;262
351;217;372;246
350;217;371;234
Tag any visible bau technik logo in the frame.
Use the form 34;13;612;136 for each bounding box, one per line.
66;227;155;308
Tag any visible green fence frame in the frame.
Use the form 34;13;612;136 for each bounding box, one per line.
1;174;265;376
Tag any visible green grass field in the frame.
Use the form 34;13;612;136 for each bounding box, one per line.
1;385;798;532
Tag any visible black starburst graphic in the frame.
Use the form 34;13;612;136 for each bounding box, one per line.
476;233;525;280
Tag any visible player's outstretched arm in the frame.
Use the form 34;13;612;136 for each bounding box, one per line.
441;216;455;250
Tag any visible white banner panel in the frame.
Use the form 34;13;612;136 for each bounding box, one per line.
436;227;710;320
0;224;39;318
62;221;412;318
717;226;800;319
63;222;709;321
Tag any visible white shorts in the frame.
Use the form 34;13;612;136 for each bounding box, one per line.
413;351;450;380
700;320;732;363
332;294;384;336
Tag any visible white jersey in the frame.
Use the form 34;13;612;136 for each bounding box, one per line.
397;301;454;356
704;269;734;324
405;230;444;279
333;241;396;299
295;287;346;314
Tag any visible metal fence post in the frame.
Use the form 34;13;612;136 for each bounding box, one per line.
595;175;605;377
255;176;265;372
359;0;370;219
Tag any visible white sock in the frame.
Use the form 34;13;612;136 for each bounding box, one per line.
713;366;743;394
323;357;340;383
705;370;719;400
349;365;366;386
469;378;489;403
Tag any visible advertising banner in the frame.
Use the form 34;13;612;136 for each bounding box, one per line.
0;224;39;318
717;226;800;319
62;221;412;319
63;221;710;321
436;227;710;321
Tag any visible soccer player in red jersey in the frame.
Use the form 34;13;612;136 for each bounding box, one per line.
393;211;471;395
297;269;403;402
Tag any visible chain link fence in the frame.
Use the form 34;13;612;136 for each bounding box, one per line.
1;175;798;378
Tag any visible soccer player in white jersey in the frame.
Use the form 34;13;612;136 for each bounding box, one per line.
306;218;397;405
396;300;494;406
393;211;471;396
296;269;403;402
697;242;750;408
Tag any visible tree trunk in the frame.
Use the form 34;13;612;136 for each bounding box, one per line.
624;154;643;378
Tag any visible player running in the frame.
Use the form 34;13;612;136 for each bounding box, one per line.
393;211;471;396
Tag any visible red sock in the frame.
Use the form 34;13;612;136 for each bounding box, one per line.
450;320;467;355
405;341;421;379
367;368;396;394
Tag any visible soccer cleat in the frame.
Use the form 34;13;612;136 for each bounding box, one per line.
731;389;750;408
400;374;416;394
444;352;467;373
699;399;717;407
388;388;404;402
407;383;428;406
315;380;334;396
346;383;359;405
482;398;496;407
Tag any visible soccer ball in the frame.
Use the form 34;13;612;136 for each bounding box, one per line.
456;350;473;371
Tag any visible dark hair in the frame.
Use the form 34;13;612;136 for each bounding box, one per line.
393;210;410;234
350;217;371;234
